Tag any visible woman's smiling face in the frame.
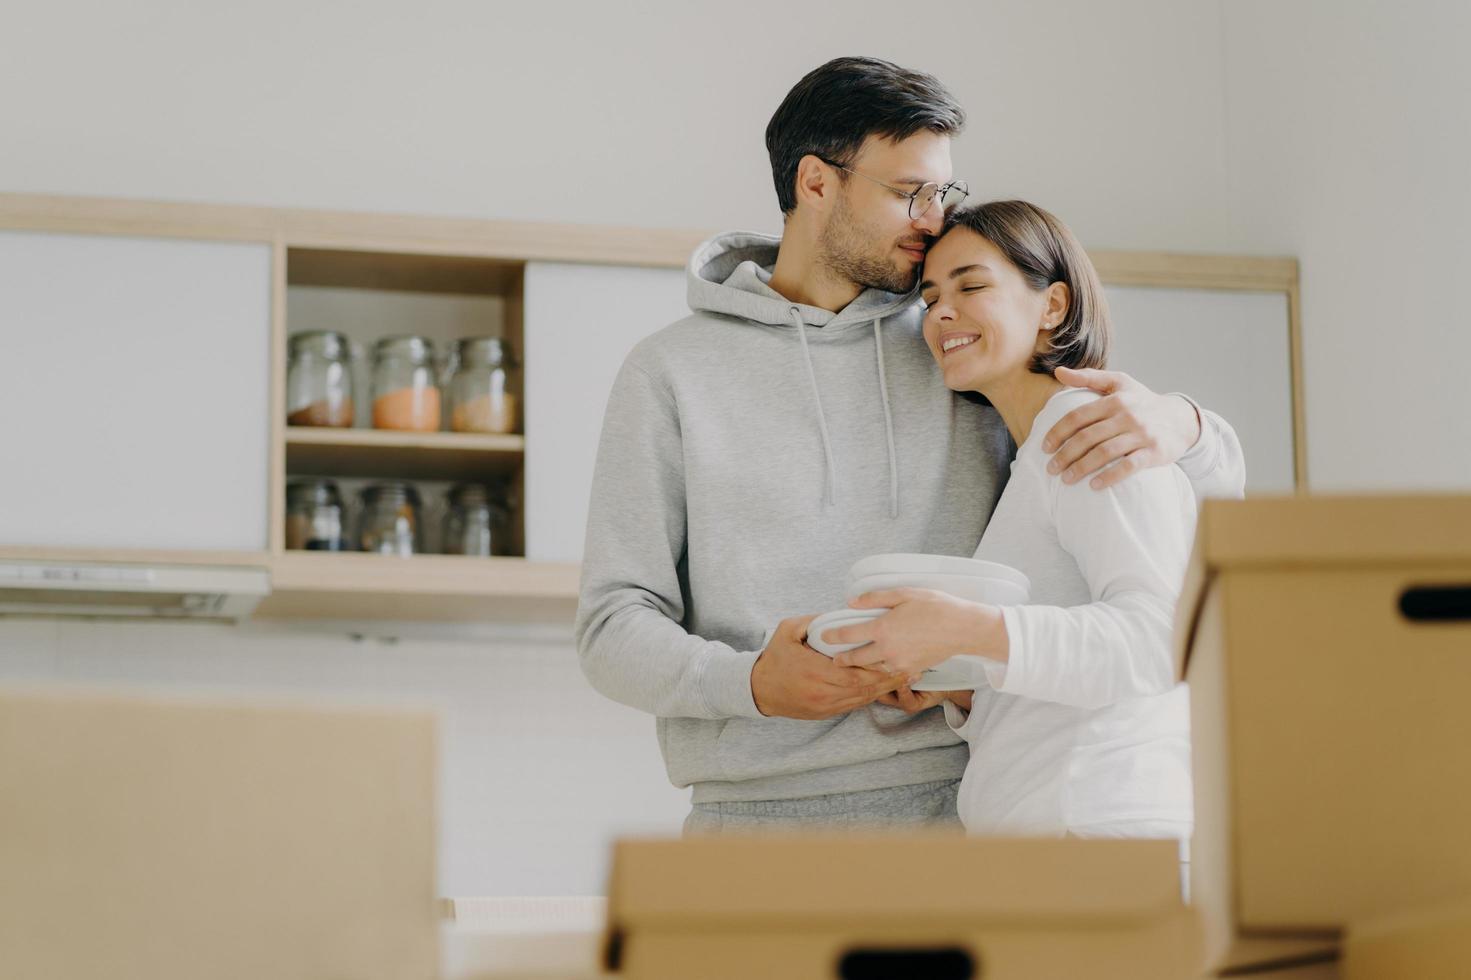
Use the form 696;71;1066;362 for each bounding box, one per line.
919;226;1063;393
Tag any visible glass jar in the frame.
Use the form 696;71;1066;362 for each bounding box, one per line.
447;337;519;434
284;479;348;551
441;483;510;557
357;482;422;555
286;331;354;427
371;336;440;432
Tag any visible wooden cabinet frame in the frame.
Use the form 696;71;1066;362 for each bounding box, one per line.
0;192;1304;621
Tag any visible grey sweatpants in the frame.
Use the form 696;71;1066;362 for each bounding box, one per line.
684;778;961;834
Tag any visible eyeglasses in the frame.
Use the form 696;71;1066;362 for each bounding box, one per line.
821;159;970;220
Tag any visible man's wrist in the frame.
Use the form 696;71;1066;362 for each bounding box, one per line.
1170;392;1204;453
704;646;765;719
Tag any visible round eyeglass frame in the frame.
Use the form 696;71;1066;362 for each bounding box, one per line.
820;157;970;220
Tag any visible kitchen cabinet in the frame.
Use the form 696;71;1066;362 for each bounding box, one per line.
0;194;1305;623
1106;284;1298;493
522;261;688;562
0;229;271;551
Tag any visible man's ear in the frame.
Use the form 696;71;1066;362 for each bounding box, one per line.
793;154;835;214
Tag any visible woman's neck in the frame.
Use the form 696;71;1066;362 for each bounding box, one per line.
979;369;1067;447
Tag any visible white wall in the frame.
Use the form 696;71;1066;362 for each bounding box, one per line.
1;0;1231;249
1220;0;1471;490
4;0;1467;898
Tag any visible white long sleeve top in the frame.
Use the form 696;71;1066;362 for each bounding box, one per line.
944;386;1207;835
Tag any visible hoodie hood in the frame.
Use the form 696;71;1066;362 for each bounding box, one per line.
686;231;919;330
685;231;919;517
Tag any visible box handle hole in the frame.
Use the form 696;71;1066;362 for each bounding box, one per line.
1400;585;1471;622
838;946;976;979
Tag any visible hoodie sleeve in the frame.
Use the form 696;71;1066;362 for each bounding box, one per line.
573;358;765;721
985;464;1195;710
1171;394;1247;502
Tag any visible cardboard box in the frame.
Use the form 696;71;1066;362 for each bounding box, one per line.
1175;496;1471;973
0;686;438;980
1343;903;1471;980
1207;956;1341;980
604;836;1200;980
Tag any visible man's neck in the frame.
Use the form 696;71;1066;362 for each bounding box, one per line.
766;225;863;313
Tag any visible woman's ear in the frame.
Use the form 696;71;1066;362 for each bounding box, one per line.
1044;281;1071;328
1035;281;1071;353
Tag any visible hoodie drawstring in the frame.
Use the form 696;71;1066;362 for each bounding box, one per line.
789;307;900;518
792;307;838;506
873;318;899;519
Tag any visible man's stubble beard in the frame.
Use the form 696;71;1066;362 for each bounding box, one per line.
817;190;918;295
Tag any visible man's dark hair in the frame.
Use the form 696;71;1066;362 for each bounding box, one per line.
766;57;965;216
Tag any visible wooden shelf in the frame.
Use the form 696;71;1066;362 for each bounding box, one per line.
285;428;524;481
287;247;522;296
0;546;270;570
257;552;579;623
0;546;580;625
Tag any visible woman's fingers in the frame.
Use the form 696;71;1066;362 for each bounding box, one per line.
820;622;874;647
849;589;914;609
832;646;888;670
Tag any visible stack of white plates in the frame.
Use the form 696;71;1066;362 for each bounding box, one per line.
844;553;1030;605
807;554;1031;691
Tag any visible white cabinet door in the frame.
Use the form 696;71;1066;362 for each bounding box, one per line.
0;231;271;550
1105;286;1297;493
522;262;687;562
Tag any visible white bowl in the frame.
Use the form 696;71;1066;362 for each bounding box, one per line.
845;553;1031;593
910;657;985;692
807;607;886;657
845;571;1030;606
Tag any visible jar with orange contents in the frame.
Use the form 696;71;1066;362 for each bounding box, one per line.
446;337;519;435
371;336;440;432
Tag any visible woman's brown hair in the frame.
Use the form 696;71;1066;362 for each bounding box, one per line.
939;200;1112;374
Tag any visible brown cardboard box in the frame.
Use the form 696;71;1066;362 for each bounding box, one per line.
1175;496;1471;974
0;686;438;980
1342;903;1471;980
1217;960;1341;980
1232;959;1342;980
604;836;1200;980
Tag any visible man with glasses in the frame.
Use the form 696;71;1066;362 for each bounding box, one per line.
575;57;1243;830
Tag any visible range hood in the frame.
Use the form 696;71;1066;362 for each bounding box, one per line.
0;560;270;621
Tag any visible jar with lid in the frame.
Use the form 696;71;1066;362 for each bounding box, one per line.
286;331;355;427
447;337;519;434
285;479;348;551
371;336;440;432
357;482;422;555
441;482;511;556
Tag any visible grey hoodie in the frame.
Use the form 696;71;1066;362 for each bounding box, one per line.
574;231;1243;804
